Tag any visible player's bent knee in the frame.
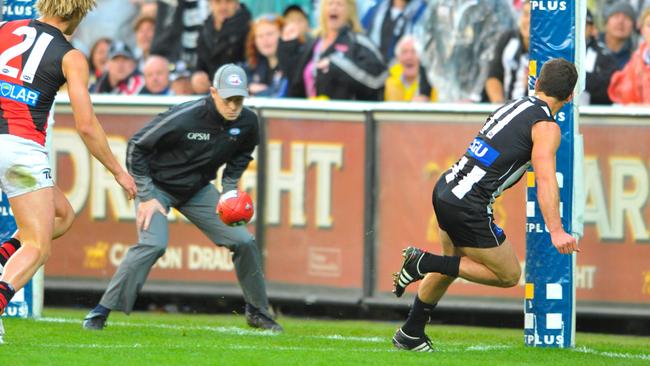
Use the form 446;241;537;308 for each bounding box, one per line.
59;208;75;233
39;245;52;263
499;268;521;288
26;242;52;264
141;245;167;260
154;246;166;258
500;276;519;288
62;205;75;225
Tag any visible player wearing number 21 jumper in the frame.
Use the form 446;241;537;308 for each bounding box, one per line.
0;0;137;343
391;58;580;352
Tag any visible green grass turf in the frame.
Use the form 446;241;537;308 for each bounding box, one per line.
1;308;648;366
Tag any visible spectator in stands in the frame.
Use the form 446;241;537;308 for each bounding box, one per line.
140;56;173;95
245;15;288;97
90;42;145;95
133;15;156;72
150;0;208;68
415;0;515;102
361;0;427;63
282;4;311;41
72;0;141;55
279;0;388;100
384;35;436;102
139;0;158;18
89;37;112;86
192;0;252;94
484;0;530;103
170;61;195;95
600;1;637;69
608;7;650;104
584;9;618;105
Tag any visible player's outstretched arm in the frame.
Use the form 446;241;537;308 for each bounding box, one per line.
62;49;136;199
531;121;578;254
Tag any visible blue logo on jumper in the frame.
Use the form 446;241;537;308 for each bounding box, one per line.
491;221;504;237
467;138;500;167
0;81;40;106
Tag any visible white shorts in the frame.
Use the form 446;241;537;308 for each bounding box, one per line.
0;134;53;198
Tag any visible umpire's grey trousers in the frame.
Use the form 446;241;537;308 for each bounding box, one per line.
98;184;271;317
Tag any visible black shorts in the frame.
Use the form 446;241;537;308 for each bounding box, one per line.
432;179;506;248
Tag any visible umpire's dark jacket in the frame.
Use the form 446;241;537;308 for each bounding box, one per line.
126;96;259;202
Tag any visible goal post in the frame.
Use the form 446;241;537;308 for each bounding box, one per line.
524;0;586;348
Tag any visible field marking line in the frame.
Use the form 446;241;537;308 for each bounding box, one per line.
34;342;397;353
32;342;510;354
35;317;513;350
26;342;650;360
465;344;512;351
37;317;511;347
31;317;650;360
38;317;384;342
39;317;278;336
573;346;650;361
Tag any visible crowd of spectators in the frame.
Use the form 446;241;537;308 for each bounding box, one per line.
74;0;650;105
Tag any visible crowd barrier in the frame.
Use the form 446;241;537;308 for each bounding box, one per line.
46;95;650;317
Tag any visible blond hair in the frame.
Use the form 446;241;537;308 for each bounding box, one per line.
639;7;650;28
36;0;97;20
316;0;363;37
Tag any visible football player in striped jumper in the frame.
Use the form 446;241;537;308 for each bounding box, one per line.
392;58;580;352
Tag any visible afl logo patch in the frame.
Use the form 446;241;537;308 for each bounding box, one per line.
228;74;242;86
229;128;241;136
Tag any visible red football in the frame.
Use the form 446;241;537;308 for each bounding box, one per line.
217;190;254;226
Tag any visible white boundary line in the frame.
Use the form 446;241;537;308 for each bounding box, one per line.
573;346;650;361
31;342;518;354
30;317;650;360
35;343;397;353
39;317;279;337
28;342;650;360
38;317;386;342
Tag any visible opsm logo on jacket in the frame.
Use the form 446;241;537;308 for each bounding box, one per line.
187;132;210;141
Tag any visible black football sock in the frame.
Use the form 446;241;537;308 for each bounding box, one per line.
0;238;21;266
401;295;437;337
0;281;16;314
417;253;461;277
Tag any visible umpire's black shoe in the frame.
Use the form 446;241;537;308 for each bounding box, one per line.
392;246;426;297
245;305;283;332
82;311;107;330
392;328;434;352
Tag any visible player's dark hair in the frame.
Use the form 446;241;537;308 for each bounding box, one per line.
536;58;578;101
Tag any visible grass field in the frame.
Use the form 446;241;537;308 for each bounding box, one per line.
1;308;648;365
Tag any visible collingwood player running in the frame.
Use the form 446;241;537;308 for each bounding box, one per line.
390;58;580;352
